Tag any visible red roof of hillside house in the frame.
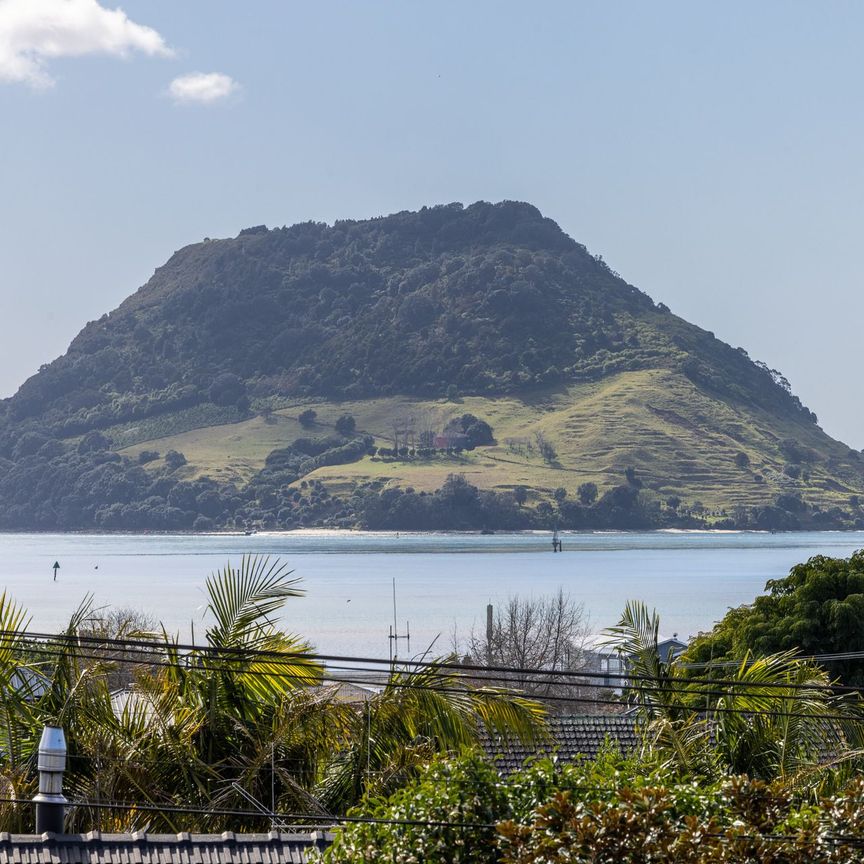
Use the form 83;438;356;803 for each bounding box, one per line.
433;432;470;448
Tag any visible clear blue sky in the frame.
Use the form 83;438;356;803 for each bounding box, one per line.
2;1;862;445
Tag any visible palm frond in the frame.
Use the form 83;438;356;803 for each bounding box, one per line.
205;556;303;650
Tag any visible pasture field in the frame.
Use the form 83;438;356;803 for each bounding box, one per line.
118;370;862;511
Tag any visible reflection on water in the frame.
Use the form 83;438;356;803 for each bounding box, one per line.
1;531;862;659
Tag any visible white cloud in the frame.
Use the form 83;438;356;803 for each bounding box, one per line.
0;0;170;88
168;71;238;105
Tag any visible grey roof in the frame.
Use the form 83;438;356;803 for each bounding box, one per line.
316;681;378;704
481;714;639;774
0;830;333;863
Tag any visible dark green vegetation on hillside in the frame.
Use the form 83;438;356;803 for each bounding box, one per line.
1;200;862;531
2;201;815;425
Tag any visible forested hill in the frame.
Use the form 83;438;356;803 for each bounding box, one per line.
0;200;861;533
4;201;812;428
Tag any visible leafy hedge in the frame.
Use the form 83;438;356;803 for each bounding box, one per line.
323;752;864;864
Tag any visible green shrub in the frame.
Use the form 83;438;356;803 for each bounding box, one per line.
328;751;864;864
323;753;508;864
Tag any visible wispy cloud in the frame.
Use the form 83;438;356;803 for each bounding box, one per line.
0;0;171;88
168;71;238;105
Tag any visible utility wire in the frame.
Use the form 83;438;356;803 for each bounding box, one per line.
2;796;863;846
18;638;857;708
8;640;864;722
0;795;495;830
9;638;864;720
14;636;864;709
5;628;863;695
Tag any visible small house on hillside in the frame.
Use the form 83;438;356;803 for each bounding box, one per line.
433;432;470;449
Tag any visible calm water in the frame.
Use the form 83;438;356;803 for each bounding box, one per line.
1;530;862;658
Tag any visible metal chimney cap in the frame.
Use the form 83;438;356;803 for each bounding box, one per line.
37;726;66;773
39;726;66;753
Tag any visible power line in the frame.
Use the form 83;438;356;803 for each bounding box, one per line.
5;627;863;696
19;635;864;707
0;795;496;830
9;637;864;721
19;636;853;707
1;796;862;846
10;640;864;723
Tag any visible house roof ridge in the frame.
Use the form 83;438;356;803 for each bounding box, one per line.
1;831;335;842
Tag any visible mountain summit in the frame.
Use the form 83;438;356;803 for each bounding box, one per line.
1;201;861;532
7;200;813;420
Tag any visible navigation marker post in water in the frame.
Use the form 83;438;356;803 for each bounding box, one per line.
52;561;60;582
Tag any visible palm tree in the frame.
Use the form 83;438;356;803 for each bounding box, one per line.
0;591;37;832
604;600;864;788
0;556;546;833
89;556;326;828
315;657;546;813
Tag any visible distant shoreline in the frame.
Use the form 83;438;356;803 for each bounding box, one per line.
2;527;863;538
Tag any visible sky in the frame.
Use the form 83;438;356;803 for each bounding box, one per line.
1;1;862;446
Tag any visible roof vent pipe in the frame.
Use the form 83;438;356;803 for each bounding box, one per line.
33;725;67;834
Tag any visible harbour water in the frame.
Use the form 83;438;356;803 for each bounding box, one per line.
1;530;862;658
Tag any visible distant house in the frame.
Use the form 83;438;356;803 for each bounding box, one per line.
583;633;689;692
10;667;47;700
657;635;687;664
109;679;379;722
433;432;470;449
316;680;378;704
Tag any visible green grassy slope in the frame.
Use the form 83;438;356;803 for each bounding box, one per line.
120;369;863;513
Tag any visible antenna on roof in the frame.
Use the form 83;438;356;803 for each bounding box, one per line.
388;578;410;664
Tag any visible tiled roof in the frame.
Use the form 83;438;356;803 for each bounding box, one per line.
481;714;639;774
0;830;333;863
317;681;378;703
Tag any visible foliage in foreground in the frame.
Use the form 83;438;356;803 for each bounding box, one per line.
323;752;864;864
606;599;864;789
684;551;864;686
0;556;543;833
325;590;864;863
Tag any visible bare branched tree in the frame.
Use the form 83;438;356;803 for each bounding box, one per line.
389;412;416;453
416;409;437;448
462;590;601;712
81;606;159;690
534;431;558;464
